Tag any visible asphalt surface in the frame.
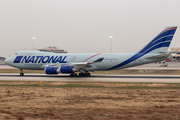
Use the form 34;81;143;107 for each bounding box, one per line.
0;73;180;83
1;63;180;83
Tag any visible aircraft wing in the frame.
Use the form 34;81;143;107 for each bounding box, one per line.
145;53;171;59
70;57;104;68
42;57;104;69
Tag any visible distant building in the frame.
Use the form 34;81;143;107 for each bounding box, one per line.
0;57;6;60
0;57;6;65
37;46;67;53
171;48;180;56
171;48;180;53
171;48;180;60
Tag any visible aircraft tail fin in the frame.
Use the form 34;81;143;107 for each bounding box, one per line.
138;26;177;54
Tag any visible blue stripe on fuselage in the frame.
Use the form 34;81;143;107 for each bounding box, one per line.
107;53;144;70
109;41;170;71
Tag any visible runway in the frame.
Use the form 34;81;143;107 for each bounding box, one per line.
1;73;180;83
1;63;180;83
1;63;180;69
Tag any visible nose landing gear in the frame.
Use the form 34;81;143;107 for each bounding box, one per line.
19;69;24;76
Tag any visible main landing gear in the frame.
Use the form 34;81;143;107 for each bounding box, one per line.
79;73;90;77
70;73;78;77
19;69;24;76
70;72;91;77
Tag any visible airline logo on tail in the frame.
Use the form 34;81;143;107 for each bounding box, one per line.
108;26;177;70
138;26;177;54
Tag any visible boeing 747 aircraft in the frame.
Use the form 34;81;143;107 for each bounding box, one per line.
5;26;177;77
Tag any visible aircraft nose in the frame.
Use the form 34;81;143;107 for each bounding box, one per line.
5;57;11;65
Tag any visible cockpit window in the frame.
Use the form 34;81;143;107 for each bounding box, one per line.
14;53;17;55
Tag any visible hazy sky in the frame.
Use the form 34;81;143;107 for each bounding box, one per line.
1;0;180;58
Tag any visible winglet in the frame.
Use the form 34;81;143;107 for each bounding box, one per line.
145;53;171;59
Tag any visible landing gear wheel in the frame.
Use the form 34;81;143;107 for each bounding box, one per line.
19;69;24;76
83;74;87;77
79;73;83;77
87;73;90;77
20;73;24;76
74;73;77;77
79;73;91;77
70;73;78;77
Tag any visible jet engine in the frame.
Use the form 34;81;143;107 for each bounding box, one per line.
45;67;58;74
45;66;78;74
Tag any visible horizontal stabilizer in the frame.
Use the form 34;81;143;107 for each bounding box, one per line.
145;53;171;59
